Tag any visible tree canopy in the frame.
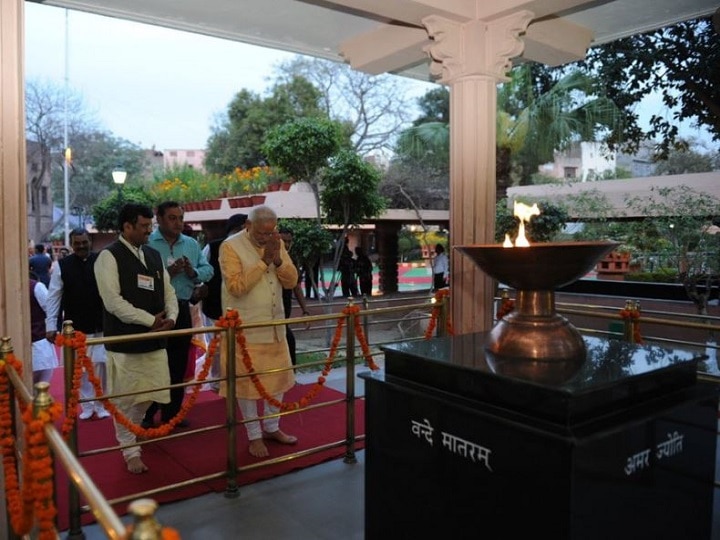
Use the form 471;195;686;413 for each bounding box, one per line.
204;76;326;174
578;16;719;157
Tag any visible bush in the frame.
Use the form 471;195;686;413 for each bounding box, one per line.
624;269;678;283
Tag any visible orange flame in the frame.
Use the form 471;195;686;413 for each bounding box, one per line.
504;201;540;248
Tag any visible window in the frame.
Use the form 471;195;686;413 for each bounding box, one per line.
564;167;577;179
186;150;195;157
41;187;48;205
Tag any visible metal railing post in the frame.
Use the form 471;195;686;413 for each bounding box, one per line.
61;320;84;539
224;315;239;498
344;300;357;464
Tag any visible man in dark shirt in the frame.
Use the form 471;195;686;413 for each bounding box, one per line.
45;229;109;420
201;213;248;391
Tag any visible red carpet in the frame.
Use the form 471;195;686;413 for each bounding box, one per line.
51;378;365;531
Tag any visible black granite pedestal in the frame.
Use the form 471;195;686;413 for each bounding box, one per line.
361;334;718;539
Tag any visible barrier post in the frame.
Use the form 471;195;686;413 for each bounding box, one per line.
127;498;164;539
344;300;357;464
224;314;239;498
62;320;84;539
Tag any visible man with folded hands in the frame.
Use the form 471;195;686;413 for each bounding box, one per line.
219;205;299;458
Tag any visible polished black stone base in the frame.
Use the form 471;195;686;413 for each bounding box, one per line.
361;334;718;539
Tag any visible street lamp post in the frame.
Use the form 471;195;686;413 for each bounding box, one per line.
112;166;127;205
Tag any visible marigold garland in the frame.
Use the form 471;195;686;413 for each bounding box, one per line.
56;331;215;439
619;307;643;344
343;305;380;371
424;289;455;340
496;297;515;320
0;352;61;539
222;306;377;411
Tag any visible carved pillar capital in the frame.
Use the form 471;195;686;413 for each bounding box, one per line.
423;10;533;83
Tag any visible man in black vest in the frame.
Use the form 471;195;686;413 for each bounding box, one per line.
45;228;109;420
201;213;247;391
94;203;178;474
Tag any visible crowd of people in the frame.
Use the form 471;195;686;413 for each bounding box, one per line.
28;203;319;473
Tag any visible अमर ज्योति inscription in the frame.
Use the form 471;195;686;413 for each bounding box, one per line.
624;431;684;476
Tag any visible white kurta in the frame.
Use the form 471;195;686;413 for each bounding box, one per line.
219;230;298;400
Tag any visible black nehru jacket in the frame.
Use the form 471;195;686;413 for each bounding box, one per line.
103;242;167;354
202;239;223;321
58;252;104;334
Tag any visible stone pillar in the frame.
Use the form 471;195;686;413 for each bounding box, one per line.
375;221;401;294
422;12;533;334
1;0;31;363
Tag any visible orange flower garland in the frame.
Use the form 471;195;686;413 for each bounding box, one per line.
424;289;455;340
56;331;216;439
344;305;380;371
496;297;515;320
221;307;377;411
228;309;342;411
0;352;61;539
619;306;643;344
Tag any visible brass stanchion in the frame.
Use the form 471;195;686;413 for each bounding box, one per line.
224;313;239;498
127;498;163;539
344;299;357;464
62;320;85;540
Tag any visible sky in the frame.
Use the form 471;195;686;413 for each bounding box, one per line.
24;3;435;152
24;3;715;154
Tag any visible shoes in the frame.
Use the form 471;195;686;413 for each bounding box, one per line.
95;408;111;419
141;419;155;429
175;419;190;428
78;410;94;420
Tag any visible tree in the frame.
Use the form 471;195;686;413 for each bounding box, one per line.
92;186;154;232
319;150;387;299
499;65;622;186
25;79;98;239
51;131;147;222
625;185;720;315
204;76;325;174
653;143;717;175
579;16;720;157
262;117;343;220
275;57;413;156
277;218;333;299
387;64;621;205
495;199;569;243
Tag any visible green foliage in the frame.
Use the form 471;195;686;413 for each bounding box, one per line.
398;229;420;261
579;16;719;156
262;117;343;183
654;145;716;175
320;150;386;227
92;187;154;232
624;270;678;283
413;87;450;125
205;77;326;174
51;131;147;215
274;57;411;155
624;185;720;278
495;198;569;243
277;218;332;268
